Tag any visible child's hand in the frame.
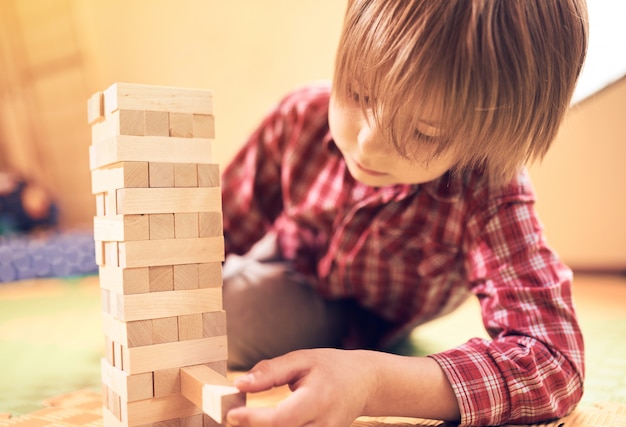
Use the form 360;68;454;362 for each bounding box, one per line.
226;348;378;427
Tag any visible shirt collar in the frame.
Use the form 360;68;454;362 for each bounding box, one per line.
422;170;464;202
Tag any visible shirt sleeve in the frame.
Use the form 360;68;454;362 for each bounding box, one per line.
221;100;286;256
429;184;585;426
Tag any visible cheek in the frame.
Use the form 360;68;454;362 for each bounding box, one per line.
328;109;347;147
328;105;359;150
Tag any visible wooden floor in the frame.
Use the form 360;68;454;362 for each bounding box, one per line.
0;273;625;426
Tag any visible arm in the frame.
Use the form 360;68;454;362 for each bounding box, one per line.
227;348;460;427
429;189;584;426
225;179;584;427
222;84;332;256
221;102;286;256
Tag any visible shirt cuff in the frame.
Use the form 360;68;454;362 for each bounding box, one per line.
429;339;510;427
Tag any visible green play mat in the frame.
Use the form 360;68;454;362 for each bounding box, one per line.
0;276;103;415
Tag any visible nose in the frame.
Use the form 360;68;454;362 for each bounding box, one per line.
356;118;390;157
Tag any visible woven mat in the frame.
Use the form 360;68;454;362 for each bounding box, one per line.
1;275;624;426
0;389;624;427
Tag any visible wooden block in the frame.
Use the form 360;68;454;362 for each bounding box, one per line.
199;212;223;238
178;313;203;341
192;114;214;138
174;163;198;187
197;164;220;187
122;335;228;374
123;214;149;241
180;364;227;394
110;292;121;321
91;161;149;194
115;287;223;321
198;263;222;288
87;91;104;124
154;368;181;397
127;372;154;402
105;190;118;216
127;319;153;347
202;311;227;338
174;263;199;290
150;214;175;240
89;143;98;170
102;288;111;314
102;407;124;427
103;82;213;115
150;162;175;188
99;266;150;295
89;135;213;170
91;111;120;144
104;241;119;267
94;240;104;266
102;313;128;346
180;365;245;424
169;113;194;138
153;317;179;344
118;237;225;268
149;265;174;292
105;337;115;366
125;393;202;426
119;110;145;136
101;358;154;402
90;109;147;141
113;341;124;370
175;213;199;239
117;187;221;215
94;214;150;241
107;386;122;421
96;193;106;216
145;110;170;136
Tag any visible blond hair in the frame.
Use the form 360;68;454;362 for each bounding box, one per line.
332;0;588;184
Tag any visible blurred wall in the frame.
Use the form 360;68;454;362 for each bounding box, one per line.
0;0;624;270
0;0;345;227
73;0;345;166
528;77;626;271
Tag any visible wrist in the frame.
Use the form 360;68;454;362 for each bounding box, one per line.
361;351;460;422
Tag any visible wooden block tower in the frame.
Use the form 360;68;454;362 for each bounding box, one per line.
87;83;244;427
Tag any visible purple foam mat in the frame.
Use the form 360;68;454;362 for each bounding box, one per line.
0;231;97;283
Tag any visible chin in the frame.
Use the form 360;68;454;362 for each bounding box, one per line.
348;169;394;187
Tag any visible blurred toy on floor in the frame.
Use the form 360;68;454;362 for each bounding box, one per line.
0;170;97;283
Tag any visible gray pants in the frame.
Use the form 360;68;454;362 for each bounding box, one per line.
222;233;392;370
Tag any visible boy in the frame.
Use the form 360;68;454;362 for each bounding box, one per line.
221;1;588;426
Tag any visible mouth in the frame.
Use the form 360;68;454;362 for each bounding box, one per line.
352;158;388;176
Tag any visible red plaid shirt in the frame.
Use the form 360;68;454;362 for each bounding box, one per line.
221;84;584;426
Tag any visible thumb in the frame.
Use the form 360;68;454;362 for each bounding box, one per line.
233;353;305;393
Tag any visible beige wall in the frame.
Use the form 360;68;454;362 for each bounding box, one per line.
528;77;626;271
0;0;345;227
0;0;624;270
74;0;346;167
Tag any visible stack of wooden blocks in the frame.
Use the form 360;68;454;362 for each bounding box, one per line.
87;83;244;427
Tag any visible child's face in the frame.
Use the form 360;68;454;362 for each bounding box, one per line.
328;92;457;187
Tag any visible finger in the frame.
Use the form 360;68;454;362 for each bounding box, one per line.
234;353;307;393
227;388;315;427
227;406;280;427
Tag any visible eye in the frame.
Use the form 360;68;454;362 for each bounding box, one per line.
347;84;370;105
413;129;437;143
